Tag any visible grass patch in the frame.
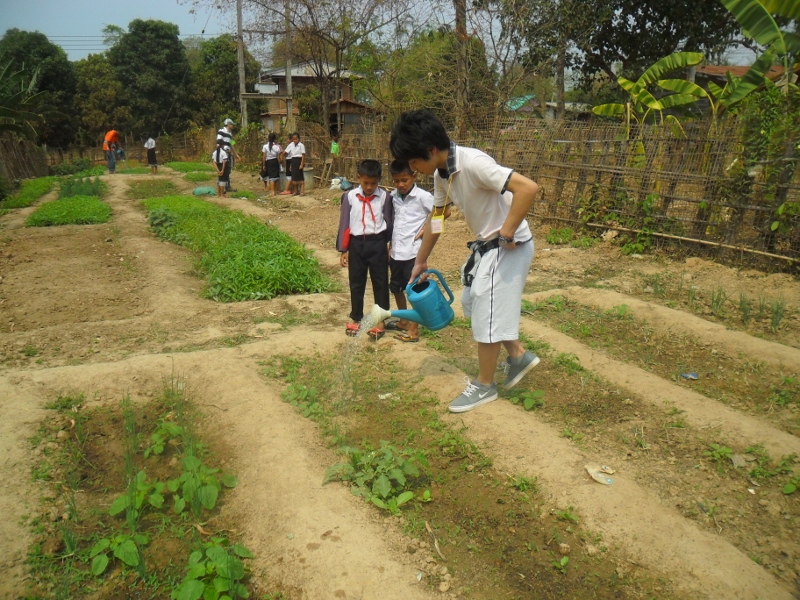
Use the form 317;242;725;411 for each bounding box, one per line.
230;190;256;199
0;176;58;209
26;196;112;227
184;172;214;183
164;161;215;173
143;195;333;301
127;179;177;200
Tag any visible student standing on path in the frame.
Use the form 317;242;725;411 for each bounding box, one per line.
280;132;306;196
144;137;157;175
336;159;393;340
261;133;282;194
211;141;230;198
103;129;121;174
390;109;540;413
386;160;434;343
216;119;238;192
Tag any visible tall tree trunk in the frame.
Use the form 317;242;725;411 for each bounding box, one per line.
454;0;468;138
555;38;566;120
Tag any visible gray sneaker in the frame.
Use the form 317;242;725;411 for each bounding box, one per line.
449;378;498;413
503;351;540;388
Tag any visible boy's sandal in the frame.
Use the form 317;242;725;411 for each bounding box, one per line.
368;327;385;341
394;332;419;343
345;323;360;337
385;320;407;332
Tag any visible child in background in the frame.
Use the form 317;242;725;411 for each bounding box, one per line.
385;160;434;343
211;141;230;197
336;159;394;340
144;137;157;175
280;132;305;195
261;132;282;194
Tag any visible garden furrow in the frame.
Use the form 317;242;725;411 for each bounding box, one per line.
547;287;800;368
384;343;794;600
10;340;440;600
516;315;800;461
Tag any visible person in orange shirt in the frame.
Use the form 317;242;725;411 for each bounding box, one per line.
102;129;121;174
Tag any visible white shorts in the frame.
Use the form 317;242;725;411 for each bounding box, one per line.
461;240;533;344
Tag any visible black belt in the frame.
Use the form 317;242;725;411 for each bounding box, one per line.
353;232;386;241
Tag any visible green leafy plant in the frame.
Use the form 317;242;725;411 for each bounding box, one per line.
710;287;731;317
89;532;149;576
323;441;428;515
509;389;544;411
510;475;537;493
552;556;569;573
783;476;800;495
109;470;167;517
185;172;214;183
570;236;597;249
739;292;752;325
168;454;238;516
556;506;579;523
705;443;733;463
171;537;254;600
59;176;105;198
545;227;574;244
145;418;184;458
770;298;786;332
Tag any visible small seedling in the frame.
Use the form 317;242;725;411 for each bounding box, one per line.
90;532;149;576
705;443;733;463
710;287;730;316
783;476;800;495
510;475;537;493
560;428;584;442
687;287;697;310
509;389;544;411
553;556;569;573
556;506;579;523
739;292;751;325
757;295;768;319
608;304;630;319
545;227;574;244
170;537;254;600
770;298;786;332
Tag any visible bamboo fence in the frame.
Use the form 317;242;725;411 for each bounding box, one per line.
10;114;798;263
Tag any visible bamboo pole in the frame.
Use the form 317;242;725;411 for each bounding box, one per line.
537;215;797;263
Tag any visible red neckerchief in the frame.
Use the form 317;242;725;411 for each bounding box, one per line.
357;192;377;234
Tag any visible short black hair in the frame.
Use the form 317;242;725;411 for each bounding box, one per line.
389;109;450;161
389;159;413;177
357;159;382;179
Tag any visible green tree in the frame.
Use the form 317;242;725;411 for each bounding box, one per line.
573;1;741;88
107;19;191;136
187;34;261;127
0;56;49;140
73;54;131;147
0;28;76;146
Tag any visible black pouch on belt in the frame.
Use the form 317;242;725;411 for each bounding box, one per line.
460;238;500;287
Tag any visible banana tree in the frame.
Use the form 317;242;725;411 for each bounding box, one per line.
721;0;799;93
592;51;705;128
0;57;47;141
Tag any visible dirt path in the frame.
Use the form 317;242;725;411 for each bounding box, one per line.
1;168;798;599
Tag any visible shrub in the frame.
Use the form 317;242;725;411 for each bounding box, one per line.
143;195;333;301
50;157;93;176
26;196;112;226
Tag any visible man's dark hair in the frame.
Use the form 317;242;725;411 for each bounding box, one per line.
389;109;450;161
357;159;382;179
389;159;413;176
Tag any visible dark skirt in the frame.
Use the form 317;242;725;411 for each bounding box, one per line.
265;158;280;180
291;156;303;182
147;148;157;166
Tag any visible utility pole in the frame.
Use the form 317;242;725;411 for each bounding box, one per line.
236;0;248;127
284;0;294;132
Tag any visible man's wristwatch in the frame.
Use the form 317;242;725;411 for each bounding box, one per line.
498;234;515;244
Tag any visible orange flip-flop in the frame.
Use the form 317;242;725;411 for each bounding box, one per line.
368;327;385;341
393;332;419;343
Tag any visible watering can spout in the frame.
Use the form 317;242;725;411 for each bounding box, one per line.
367;270;455;332
368;305;426;327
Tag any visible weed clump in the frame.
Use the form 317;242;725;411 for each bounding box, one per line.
143;195;333;301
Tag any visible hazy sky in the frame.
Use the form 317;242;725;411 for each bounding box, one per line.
2;0;231;60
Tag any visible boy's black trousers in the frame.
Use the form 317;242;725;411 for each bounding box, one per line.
348;234;390;323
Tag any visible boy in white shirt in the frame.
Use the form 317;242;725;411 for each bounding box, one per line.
390;109;541;413
336;159;394;340
385;160;434;343
210;142;230;197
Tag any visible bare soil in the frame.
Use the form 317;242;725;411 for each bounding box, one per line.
1;166;799;599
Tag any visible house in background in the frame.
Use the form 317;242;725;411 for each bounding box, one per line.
255;61;375;134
